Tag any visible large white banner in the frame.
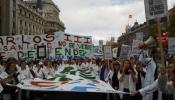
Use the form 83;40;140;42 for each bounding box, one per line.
168;37;175;55
144;0;168;21
0;32;93;60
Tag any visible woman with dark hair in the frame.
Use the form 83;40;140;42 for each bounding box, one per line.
118;59;138;100
43;59;55;79
1;58;20;100
111;61;121;100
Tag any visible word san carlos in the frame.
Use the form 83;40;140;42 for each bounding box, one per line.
0;32;93;59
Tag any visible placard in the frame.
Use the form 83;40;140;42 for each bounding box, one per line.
103;45;112;60
144;0;168;21
0;32;93;60
168;37;175;54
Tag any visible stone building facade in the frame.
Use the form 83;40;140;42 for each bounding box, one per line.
0;0;65;36
117;6;175;46
117;22;148;46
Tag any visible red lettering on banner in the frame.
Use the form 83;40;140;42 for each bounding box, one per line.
58;41;66;47
7;37;16;45
9;45;17;51
44;34;55;42
33;36;41;43
64;34;71;41
0;37;4;45
74;36;81;43
84;37;91;44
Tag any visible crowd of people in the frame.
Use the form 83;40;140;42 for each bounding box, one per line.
0;47;175;100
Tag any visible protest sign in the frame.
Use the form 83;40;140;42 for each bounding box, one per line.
168;37;175;54
0;32;93;59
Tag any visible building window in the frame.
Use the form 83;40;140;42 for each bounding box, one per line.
19;9;22;14
24;11;26;16
13;11;16;18
20;20;22;25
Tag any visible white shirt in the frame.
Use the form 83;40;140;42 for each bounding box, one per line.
34;67;45;79
139;80;163;100
139;53;157;100
42;66;55;79
80;63;89;68
18;68;33;81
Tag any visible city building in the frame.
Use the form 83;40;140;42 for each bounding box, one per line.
0;0;65;36
117;22;148;46
117;5;175;46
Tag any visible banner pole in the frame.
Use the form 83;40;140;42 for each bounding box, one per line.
156;17;165;67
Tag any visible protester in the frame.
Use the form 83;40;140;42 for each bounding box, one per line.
89;58;100;76
27;61;36;78
110;61;121;100
0;54;174;100
158;62;175;100
34;62;46;79
18;61;33;82
100;60;110;82
135;62;146;100
138;48;161;100
131;61;175;100
43;59;55;79
118;59;138;100
1;58;21;100
80;58;89;69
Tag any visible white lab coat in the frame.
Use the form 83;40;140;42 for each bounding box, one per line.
139;80;163;100
118;72;137;99
80;63;89;69
42;66;55;79
139;53;157;100
18;68;33;82
89;63;100;76
34;67;45;79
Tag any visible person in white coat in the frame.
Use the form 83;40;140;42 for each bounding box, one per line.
1;58;21;100
138;48;161;100
131;62;175;100
89;58;100;76
34;62;46;79
18;61;33;82
43;60;55;79
80;58;89;69
118;59;138;100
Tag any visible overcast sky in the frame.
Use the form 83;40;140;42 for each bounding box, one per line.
53;0;175;45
